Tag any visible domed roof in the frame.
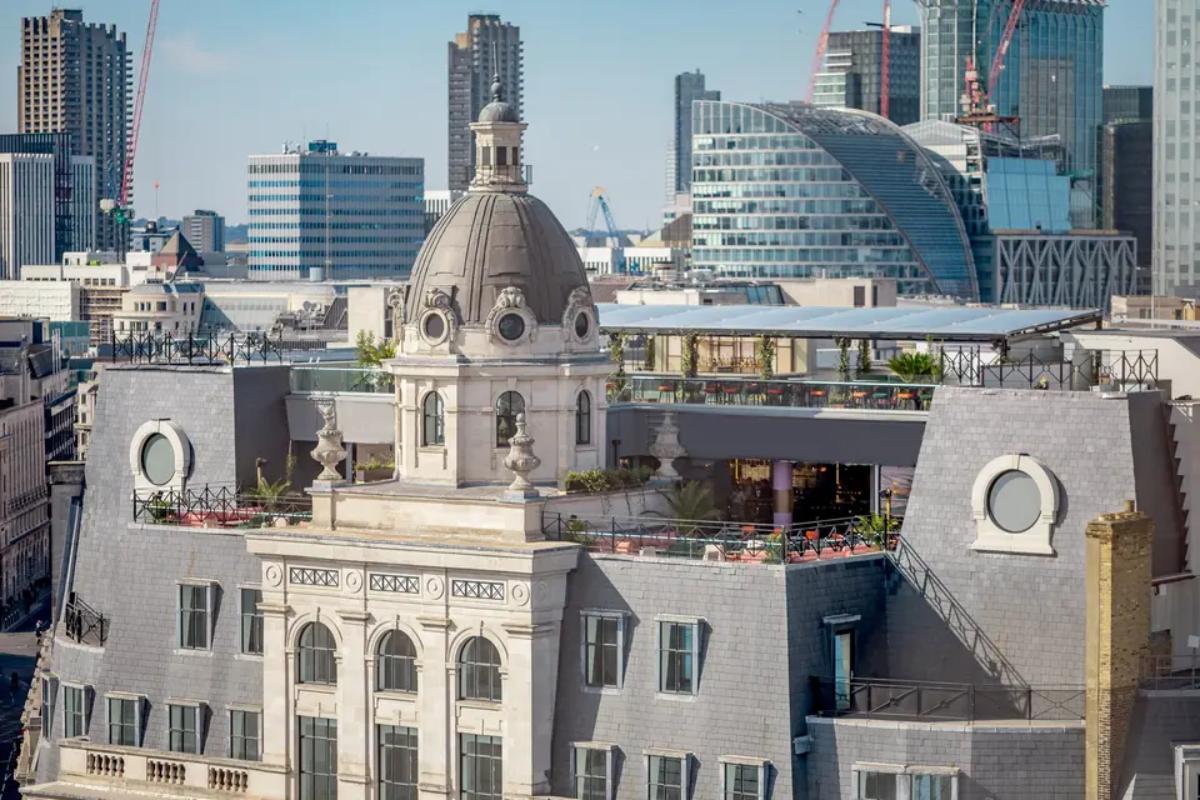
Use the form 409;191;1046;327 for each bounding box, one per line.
477;74;520;124
405;191;589;325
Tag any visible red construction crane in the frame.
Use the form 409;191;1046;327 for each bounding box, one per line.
806;0;841;103
957;0;1025;130
988;0;1026;96
880;0;891;119
119;0;160;211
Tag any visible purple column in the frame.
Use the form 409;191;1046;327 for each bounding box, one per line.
772;459;794;529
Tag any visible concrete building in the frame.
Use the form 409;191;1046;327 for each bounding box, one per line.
448;14;522;193
247;141;424;281
18;9;131;252
691;101;978;298
915;0;1105;227
0;152;55;281
0;133;95;259
672;70;720;195
577;245;685;277
21;258;138;345
1154;0;1200;295
26;74;1200;800
812;27;921;125
112;282;205;337
424;189;463;235
0;280;79;322
182;209;225;254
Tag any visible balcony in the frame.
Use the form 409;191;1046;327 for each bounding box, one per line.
131;486;312;529
542;513;897;564
810;676;1085;723
40;739;287;799
609;375;935;412
289;366;394;394
61;593;106;646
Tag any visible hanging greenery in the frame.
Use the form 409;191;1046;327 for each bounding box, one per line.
836;337;852;382
856;339;872;378
756;335;776;380
681;333;700;378
608;333;627;399
644;335;657;372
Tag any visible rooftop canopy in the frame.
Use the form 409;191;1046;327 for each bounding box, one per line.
595;303;1101;343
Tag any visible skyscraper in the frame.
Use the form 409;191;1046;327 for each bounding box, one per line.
447;14;522;193
0;153;55;280
1155;0;1198;294
812;27;921;125
0;133;93;258
1100;86;1152;292
18;9;130;253
915;0;1104;227
673;70;720;194
247;141;424;281
182;209;226;253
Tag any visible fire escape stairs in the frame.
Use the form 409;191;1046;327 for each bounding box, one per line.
1165;408;1190;571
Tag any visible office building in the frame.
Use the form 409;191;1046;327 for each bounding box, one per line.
447;14;522;193
690;101;978;298
915;0;1104;227
18;9;131;252
182;209;226;253
1154;0;1199;294
672;70;720;194
247;140;424;281
812;27;921;125
906;119;1136;307
0;133;96;259
1104;84;1154;124
424;189;463;234
0;153;55;281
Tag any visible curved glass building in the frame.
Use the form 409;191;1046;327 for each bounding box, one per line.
690;101;979;299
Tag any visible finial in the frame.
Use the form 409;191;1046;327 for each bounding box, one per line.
503;413;541;498
310;397;347;482
491;73;503;102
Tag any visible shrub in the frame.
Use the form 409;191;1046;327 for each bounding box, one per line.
563;467;655;494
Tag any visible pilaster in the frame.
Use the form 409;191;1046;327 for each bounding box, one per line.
337;608;371;799
259;599;291;769
418;614;454;800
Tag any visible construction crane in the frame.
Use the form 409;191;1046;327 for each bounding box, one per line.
101;0;159;253
957;0;1026;131
806;0;840;103
583;187;627;272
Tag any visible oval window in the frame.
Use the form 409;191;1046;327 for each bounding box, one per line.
423;313;446;341
987;470;1041;533
140;433;176;486
574;312;590;339
497;313;526;342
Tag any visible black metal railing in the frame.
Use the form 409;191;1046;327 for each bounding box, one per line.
811;677;1085;722
542;513;899;563
132;485;312;528
1141;654;1200;690
938;348;1158;390
102;331;299;365
62;593;107;647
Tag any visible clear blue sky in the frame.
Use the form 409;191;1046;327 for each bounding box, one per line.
0;0;1153;231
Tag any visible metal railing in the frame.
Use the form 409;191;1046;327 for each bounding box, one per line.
542;513;898;563
62;593;107;647
132;485;312;528
1141;654;1200;690
938;348;1158;390
608;375;936;411
811;677;1085;722
290;366;395;394
101;331;324;365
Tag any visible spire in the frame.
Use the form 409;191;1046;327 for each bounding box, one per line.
491;72;503;103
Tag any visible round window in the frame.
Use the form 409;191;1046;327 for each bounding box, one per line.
497;312;526;342
987;470;1041;533
140;433;176;486
423;312;446;341
574;311;590;339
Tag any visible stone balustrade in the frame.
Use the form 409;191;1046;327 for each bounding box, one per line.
59;739;287;798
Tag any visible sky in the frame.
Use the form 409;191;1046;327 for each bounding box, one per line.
0;0;1154;232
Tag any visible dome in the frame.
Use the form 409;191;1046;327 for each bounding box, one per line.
405;191;589;325
479;100;519;123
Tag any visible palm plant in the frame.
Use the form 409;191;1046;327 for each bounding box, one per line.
887;351;943;383
251;450;296;513
661;480;720;534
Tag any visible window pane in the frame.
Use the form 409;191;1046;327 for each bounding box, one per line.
649;756;683;800
299;716;337;800
231;710;261;761
241;589;263;655
860;772;897;800
726;764;759;800
380;725;418;800
64;686;85;738
459;637;501;701
179;585;209;650
575;747;607;800
378;632;418;693
911;774;951;800
460;734;503;800
660;622;694;694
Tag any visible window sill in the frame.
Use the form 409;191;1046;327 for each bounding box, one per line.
234;652;264;662
655;691;698;702
581;684;623;696
172;648;215;658
375;689;419;700
456;699;503;712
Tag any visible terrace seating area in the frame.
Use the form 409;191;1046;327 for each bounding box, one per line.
610;375;936;411
131;486;313;529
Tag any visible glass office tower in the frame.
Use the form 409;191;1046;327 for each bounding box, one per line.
916;0;1104;227
690;101;977;299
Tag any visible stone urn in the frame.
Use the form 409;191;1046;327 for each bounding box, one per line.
649;410;686;482
503;413;541;498
310;398;347;482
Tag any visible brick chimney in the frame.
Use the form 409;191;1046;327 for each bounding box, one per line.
1085;501;1153;800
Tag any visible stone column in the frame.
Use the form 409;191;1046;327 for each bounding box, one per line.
417;614;453;800
1085;501;1153;800
772;460;794;528
337;608;371;800
501;621;558;798
258;595;291;769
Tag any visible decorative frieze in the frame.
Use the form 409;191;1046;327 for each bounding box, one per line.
369;573;420;594
289;567;339;588
451;579;505;601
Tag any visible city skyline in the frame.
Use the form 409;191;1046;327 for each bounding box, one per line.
0;0;1155;232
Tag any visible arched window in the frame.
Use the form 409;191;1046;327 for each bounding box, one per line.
422;392;445;446
377;631;418;693
495;391;524;448
575;391;592;446
458;636;502;702
297;622;337;685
